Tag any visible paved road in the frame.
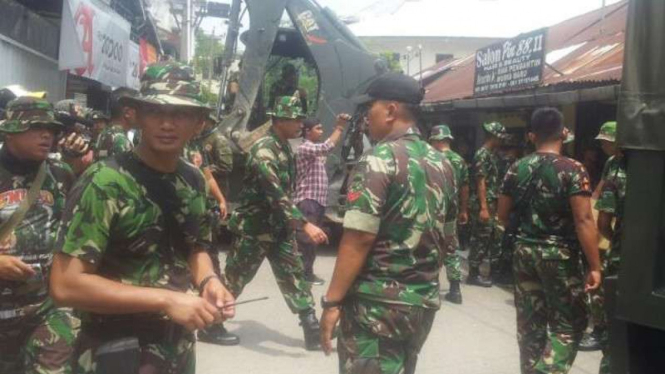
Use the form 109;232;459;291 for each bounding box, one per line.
197;248;601;374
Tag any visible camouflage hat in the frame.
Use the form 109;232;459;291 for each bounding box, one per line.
122;62;210;110
0;97;63;133
595;121;616;142
482;121;507;138
564;128;575;144
429;124;454;141
87;110;109;121
267;95;306;119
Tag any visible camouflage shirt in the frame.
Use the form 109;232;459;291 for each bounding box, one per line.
228;129;305;237
0;156;75;312
200;129;233;177
442;149;469;188
470;146;501;206
93;123;132;162
600;155;622;184
595;156;626;253
56;153;211;303
501;153;592;258
343;128;456;309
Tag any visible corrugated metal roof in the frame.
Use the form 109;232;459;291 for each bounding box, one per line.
422;0;628;105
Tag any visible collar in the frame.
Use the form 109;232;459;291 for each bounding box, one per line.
377;126;421;145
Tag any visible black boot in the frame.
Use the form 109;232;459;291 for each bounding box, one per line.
444;281;463;304
299;309;321;351
579;329;602;351
197;323;240;346
467;267;492;288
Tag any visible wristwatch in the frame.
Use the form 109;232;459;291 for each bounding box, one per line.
321;295;343;309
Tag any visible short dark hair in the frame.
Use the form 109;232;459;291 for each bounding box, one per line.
530;107;564;141
302;117;320;138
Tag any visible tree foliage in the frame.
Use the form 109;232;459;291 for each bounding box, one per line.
193;30;224;80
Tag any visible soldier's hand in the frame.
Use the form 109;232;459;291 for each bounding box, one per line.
218;201;228;221
335;113;352;128
458;211;469;225
479;208;490;223
59;133;90;157
164;292;220;332
303;222;328;245
201;277;236;321
585;270;602;292
320;306;341;356
0;255;36;281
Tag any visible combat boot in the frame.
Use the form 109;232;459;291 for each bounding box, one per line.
579;328;602;351
299;308;321;351
467;267;492;288
197;323;240;346
444;281;463;304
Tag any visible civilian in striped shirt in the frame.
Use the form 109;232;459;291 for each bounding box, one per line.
295;115;350;284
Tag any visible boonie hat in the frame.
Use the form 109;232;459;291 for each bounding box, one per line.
0;97;64;133
121;62;210;110
482;121;507;138
267;95;307;120
429;124;454;141
595;121;616;143
353;72;424;105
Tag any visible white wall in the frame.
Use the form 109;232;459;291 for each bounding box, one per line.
359;36;504;74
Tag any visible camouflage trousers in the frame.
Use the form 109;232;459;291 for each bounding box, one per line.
0;302;78;374
468;202;501;269
338;298;437;374
224;233;315;313
75;326;196;374
513;244;587;374
443;252;462;282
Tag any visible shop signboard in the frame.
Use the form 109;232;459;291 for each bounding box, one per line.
59;0;131;88
474;28;547;96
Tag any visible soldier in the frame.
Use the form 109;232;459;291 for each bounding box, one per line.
595;144;626;374
320;73;456;374
0;97;78;374
200;114;234;196
49;62;236;374
223;94;328;350
579;121;619;352
498;107;601;374
593;121;619;199
429;124;468;304
468;121;506;287
93;88;136;162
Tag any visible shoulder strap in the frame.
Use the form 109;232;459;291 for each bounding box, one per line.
116;153;189;256
513;157;548;211
0;162;48;243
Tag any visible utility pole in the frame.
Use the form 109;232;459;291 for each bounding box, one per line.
180;0;192;63
418;44;423;86
600;0;607;35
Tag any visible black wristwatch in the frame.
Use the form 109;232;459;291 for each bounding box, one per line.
321;295;343;309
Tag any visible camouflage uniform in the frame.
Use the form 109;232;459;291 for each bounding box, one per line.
55;62;212;374
429;125;468;283
468;122;506;271
595;156;626;374
93;123;132;162
339;127;456;374
224;96;315;314
200;117;234;195
501;153;592;374
0;98;78;374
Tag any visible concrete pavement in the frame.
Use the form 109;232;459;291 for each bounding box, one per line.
197;248;601;374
